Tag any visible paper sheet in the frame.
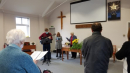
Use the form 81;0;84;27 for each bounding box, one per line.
36;51;48;60
31;51;48;60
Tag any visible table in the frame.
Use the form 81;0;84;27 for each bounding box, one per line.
62;47;82;65
22;45;36;55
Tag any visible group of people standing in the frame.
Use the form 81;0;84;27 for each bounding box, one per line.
55;32;77;59
39;28;78;60
39;22;130;73
1;22;130;73
55;32;78;59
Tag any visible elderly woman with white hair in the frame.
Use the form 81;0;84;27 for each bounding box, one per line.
66;32;77;59
0;29;40;73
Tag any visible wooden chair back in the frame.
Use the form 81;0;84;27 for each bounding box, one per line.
113;45;117;54
113;45;117;62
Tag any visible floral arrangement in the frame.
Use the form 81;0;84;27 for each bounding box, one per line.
70;39;83;50
31;42;36;45
65;42;70;45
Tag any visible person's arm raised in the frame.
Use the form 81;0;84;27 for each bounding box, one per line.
66;37;70;41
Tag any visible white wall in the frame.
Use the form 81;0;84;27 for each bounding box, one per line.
0;12;4;50
0;11;48;51
38;17;50;51
48;0;130;48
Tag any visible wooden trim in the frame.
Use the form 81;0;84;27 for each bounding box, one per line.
25;52;33;55
75;24;92;28
22;45;36;50
22;45;36;55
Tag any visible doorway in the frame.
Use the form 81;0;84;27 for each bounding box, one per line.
49;28;56;51
128;22;130;29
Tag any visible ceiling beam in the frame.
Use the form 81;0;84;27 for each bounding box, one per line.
45;0;68;16
42;0;55;17
0;0;7;9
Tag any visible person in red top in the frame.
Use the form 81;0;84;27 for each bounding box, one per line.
39;28;53;63
66;32;77;59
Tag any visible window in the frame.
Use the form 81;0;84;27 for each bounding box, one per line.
16;17;30;37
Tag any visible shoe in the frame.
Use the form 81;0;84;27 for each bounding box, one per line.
43;60;46;63
56;55;58;57
57;56;61;59
48;60;51;62
71;57;74;58
73;57;76;59
60;58;64;60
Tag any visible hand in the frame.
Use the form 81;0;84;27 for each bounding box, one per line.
33;59;38;64
48;36;51;39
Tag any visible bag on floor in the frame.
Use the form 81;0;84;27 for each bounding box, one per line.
43;69;52;73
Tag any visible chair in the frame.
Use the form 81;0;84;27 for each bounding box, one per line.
24;42;30;46
113;45;117;62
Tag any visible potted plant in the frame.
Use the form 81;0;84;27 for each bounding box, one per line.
70;39;83;50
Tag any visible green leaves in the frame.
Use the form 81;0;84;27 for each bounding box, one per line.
70;42;83;50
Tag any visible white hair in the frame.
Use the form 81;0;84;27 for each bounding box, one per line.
70;32;74;35
6;29;26;44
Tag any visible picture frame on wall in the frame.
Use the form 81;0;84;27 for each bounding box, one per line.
108;1;121;20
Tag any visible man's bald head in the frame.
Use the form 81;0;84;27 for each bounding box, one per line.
91;22;102;32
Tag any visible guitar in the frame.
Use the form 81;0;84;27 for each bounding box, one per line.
40;33;56;44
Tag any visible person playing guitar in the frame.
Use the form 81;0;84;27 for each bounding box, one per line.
39;28;53;63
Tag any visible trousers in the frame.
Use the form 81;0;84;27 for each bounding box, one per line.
70;45;77;58
43;44;51;61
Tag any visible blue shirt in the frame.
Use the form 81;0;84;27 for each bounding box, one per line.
0;44;40;73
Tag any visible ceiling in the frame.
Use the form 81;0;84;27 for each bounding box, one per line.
0;0;130;17
0;0;72;17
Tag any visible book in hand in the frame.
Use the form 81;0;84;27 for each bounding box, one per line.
31;51;48;60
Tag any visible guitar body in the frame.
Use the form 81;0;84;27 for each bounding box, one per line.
40;33;56;44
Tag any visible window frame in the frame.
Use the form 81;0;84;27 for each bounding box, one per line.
16;17;30;37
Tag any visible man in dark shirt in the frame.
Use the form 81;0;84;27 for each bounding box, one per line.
82;22;113;73
39;28;53;62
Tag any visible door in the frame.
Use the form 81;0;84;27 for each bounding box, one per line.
49;28;56;51
128;22;130;29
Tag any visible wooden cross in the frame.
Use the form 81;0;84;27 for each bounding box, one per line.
58;11;66;30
